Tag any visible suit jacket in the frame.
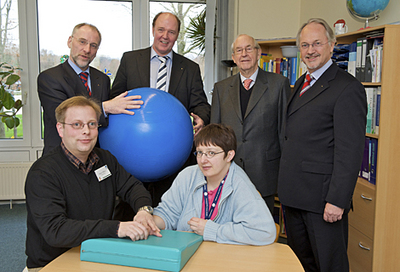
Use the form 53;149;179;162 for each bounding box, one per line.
38;61;110;155
110;47;210;124
278;63;367;214
210;68;291;196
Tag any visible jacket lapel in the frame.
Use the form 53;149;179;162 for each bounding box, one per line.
228;74;243;121
288;63;338;116
62;62;87;96
244;69;268;119
168;52;183;95
139;48;151;87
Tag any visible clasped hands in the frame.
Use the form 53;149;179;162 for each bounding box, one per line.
117;210;161;241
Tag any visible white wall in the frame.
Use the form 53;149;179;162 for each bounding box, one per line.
235;0;400;40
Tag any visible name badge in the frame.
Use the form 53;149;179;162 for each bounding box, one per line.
94;165;112;182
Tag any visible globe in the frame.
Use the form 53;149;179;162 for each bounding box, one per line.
347;0;390;27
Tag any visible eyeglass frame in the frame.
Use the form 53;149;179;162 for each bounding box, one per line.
72;36;99;50
60;121;100;130
233;46;259;55
299;41;330;50
193;150;225;158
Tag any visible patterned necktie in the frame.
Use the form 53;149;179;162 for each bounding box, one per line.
243;79;252;90
299;74;312;97
156;56;168;91
79;72;91;96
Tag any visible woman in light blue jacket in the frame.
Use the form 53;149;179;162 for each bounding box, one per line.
153;124;276;245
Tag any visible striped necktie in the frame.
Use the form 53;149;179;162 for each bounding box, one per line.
79;72;91;96
156;56;168;91
299;74;312;97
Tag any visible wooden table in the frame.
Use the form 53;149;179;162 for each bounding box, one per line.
41;241;303;271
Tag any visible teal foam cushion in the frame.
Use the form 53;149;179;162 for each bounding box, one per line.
80;230;203;272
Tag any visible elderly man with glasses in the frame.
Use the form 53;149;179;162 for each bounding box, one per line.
210;34;291;214
24;96;160;271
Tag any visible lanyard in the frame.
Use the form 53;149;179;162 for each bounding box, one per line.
203;171;228;220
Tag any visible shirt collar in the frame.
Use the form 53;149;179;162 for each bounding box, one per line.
151;47;173;61
68;57;90;75
308;59;333;82
61;142;99;174
240;68;259;84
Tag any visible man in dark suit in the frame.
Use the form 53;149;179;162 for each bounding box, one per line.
38;23;142;155
210;34;291;213
110;12;210;208
278;18;367;272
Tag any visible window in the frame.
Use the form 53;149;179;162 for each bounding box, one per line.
0;0;23;140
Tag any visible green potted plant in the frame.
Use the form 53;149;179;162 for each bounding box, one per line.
0;62;23;133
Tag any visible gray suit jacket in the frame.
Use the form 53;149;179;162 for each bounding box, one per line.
38;61;110;155
278;63;367;213
211;68;291;196
111;47;210;124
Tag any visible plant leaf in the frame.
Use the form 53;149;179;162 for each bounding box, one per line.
5;74;20;86
2;91;15;109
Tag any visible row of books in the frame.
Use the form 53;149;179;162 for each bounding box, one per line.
355;35;384;83
360;137;378;185
365;87;381;135
259;53;307;85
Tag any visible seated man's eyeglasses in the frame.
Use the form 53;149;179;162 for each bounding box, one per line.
300;41;329;50
60;121;100;130
193;150;224;158
234;46;258;55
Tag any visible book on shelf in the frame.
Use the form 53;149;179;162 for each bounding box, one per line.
348;42;357;77
359;136;378;185
375;88;381;135
360;137;370;180
365;87;380;135
369;138;377;185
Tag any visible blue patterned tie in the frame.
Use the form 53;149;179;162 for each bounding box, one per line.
156;56;168;91
79;72;91;96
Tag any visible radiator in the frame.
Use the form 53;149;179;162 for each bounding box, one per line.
0;162;32;201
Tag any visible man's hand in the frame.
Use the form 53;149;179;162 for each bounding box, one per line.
103;91;143;115
190;113;205;137
187;217;207;236
134;210;162;237
323;203;344;223
117;221;150;241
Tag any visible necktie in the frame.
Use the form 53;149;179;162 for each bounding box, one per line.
299;74;312;97
156;56;168;91
243;79;252;90
79;72;91;96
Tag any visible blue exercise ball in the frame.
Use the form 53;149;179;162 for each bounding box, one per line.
99;88;194;182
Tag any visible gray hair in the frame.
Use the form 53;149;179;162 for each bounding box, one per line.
231;34;260;54
296;18;336;48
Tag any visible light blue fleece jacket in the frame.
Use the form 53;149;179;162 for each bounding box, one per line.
154;161;276;245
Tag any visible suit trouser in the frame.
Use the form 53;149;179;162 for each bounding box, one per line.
284;206;349;272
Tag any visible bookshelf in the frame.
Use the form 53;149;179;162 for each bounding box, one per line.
258;24;400;272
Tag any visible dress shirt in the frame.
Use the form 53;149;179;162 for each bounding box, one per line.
240;69;259;90
150;47;173;91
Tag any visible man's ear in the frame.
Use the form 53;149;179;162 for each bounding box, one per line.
56;122;64;139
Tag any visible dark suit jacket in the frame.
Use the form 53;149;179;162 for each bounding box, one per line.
210;68;291;196
38;61;110;155
278;63;367;214
110;47;210;124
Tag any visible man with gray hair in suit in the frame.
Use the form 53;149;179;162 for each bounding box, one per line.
211;34;291;213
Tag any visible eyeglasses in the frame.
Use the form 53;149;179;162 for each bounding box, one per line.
234;46;258;55
194;150;224;158
72;36;99;50
300;41;330;50
61;121;100;130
